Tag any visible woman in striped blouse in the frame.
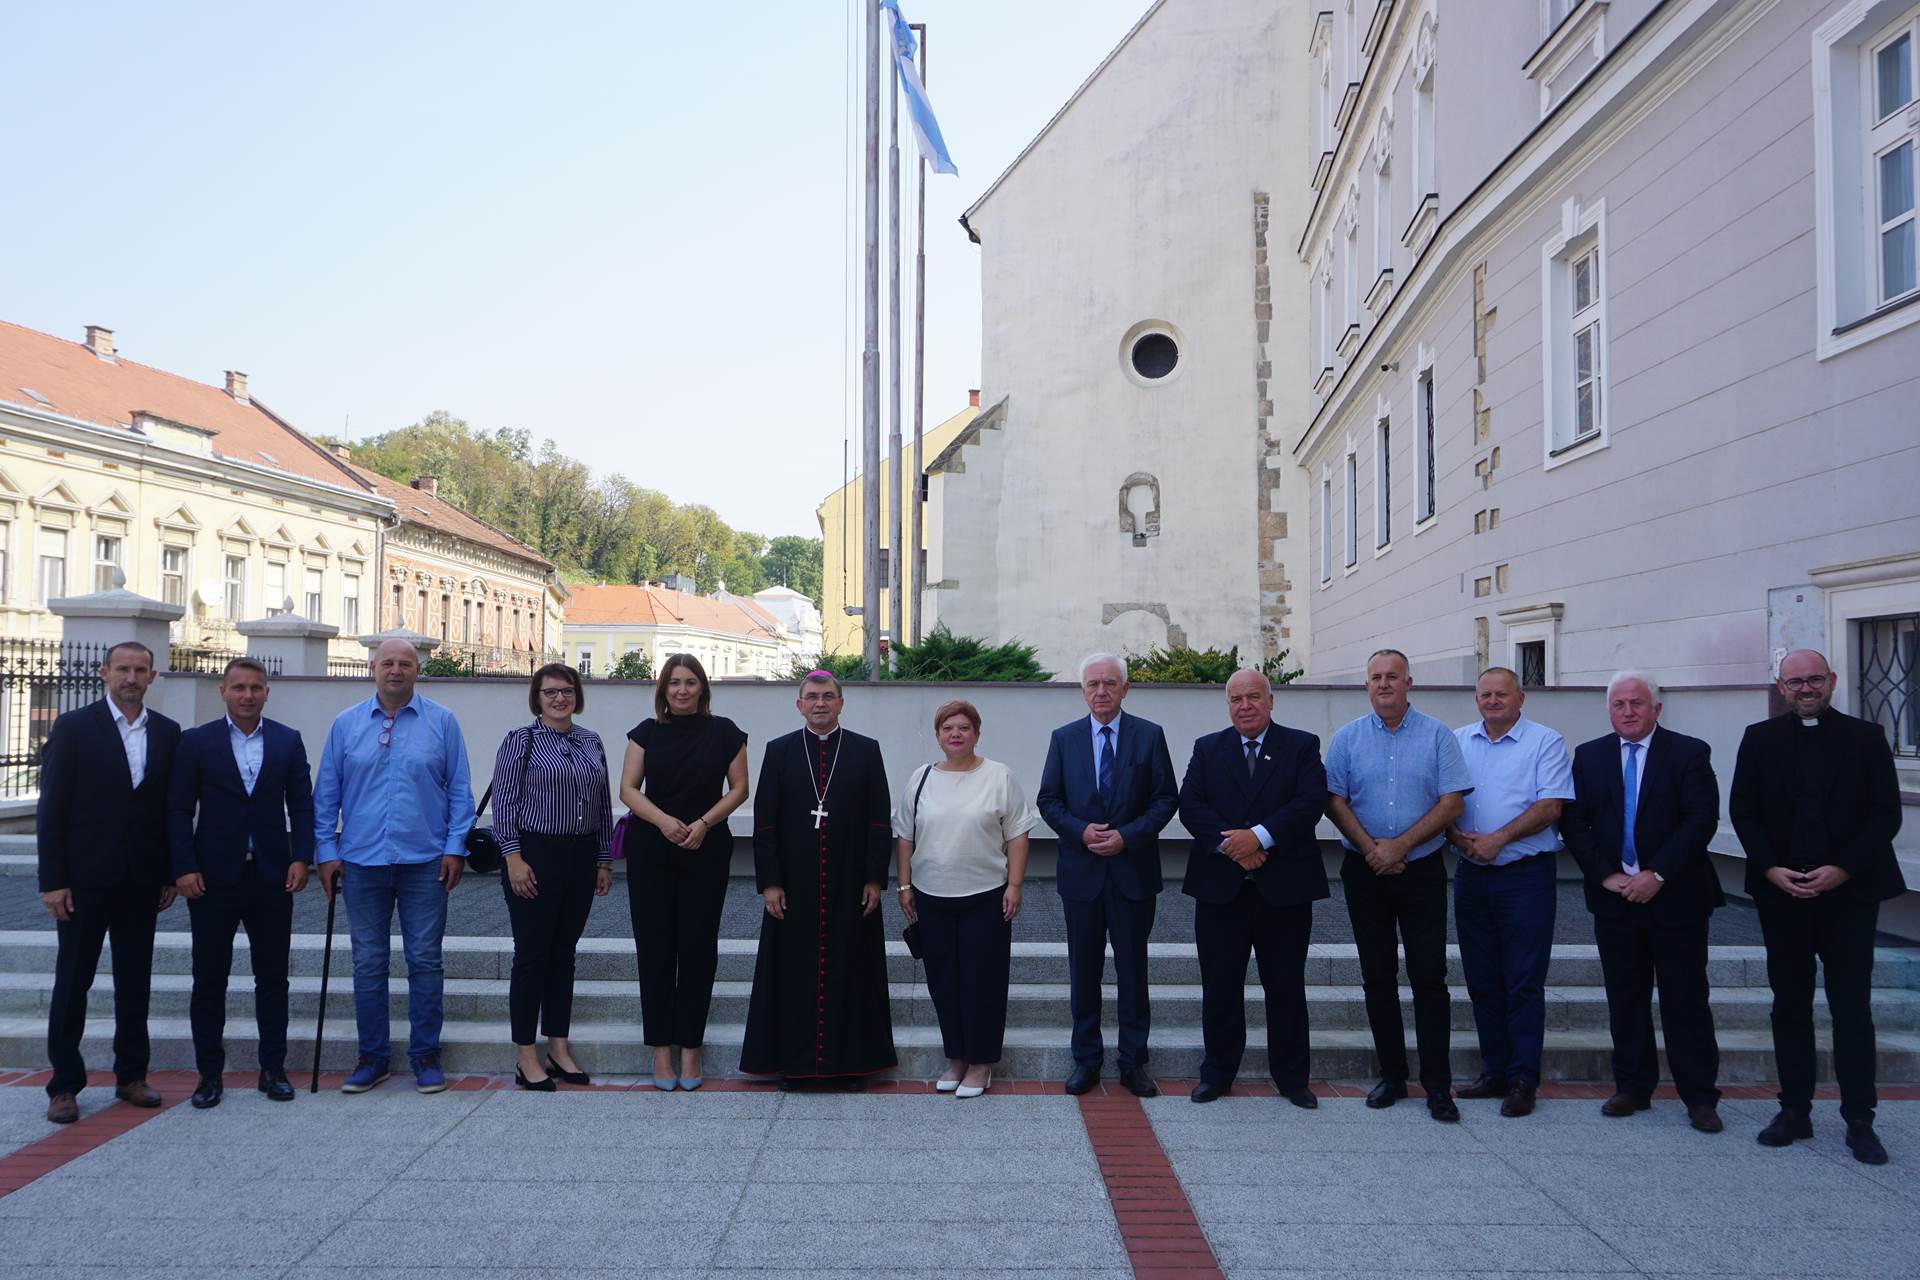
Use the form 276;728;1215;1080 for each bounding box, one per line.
493;662;614;1090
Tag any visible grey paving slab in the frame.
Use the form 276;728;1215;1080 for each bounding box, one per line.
1182;1170;1571;1227
359;1179;732;1222
305;1217;730;1271
732;1180;1114;1224
1501;1150;1919;1230
702;1273;1132;1280
397;1141;761;1183
706;1218;1127;1273
281;1270;705;1280
2;1214;338;1268
1202;1222;1634;1273
0;1269;288;1280
39;1138;433;1183
0;1086;63;1156
751;1145;1098;1183
764;1117;1091;1151
451;1116;774;1150
0;1174;386;1221
1590;1224;1920;1277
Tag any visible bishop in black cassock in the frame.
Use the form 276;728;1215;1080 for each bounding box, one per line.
740;675;896;1083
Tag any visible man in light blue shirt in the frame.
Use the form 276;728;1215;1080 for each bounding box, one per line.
1324;648;1472;1121
313;639;474;1094
1448;667;1575;1116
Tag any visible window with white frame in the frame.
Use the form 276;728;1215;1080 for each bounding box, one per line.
1541;197;1609;462
0;522;11;600
1415;366;1437;523
1320;476;1333;583
342;571;361;633
578;645;594;676
35;528;66;604
223;554;246;620
1343;448;1359;568
1871;19;1918;306
305;568;326;620
92;534;123;592
439;592;451;642
160;545;188;606
1374;417;1392;549
266;560;288;615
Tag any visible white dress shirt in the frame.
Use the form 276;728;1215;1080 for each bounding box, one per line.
112;702;149;789
229;716;266;796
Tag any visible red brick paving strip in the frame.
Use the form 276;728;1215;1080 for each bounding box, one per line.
1077;1086;1224;1280
0;1070;192;1198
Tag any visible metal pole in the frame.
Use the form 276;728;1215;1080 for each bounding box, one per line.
861;0;883;677
909;22;928;644
887;28;904;671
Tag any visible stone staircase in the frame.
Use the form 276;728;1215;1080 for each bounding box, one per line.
2;928;1917;1081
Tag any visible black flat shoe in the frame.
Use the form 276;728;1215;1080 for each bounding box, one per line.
1366;1079;1407;1109
1064;1063;1099;1095
257;1070;295;1102
1427;1093;1460;1123
1282;1087;1319;1110
1118;1065;1159;1098
1757;1110;1813;1147
1189;1080;1226;1104
1846;1123;1889;1165
545;1055;591;1086
190;1077;223;1110
515;1068;557;1093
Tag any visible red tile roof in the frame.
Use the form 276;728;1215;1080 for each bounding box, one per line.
566;583;788;640
350;466;552;571
0;318;367;491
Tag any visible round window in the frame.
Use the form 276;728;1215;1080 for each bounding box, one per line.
1130;332;1179;380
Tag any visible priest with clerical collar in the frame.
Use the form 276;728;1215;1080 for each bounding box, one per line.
739;670;897;1088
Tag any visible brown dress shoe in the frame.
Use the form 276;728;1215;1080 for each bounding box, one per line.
1499;1080;1537;1117
46;1093;78;1125
1687;1103;1723;1134
114;1080;162;1108
1457;1074;1509;1100
1601;1091;1651;1117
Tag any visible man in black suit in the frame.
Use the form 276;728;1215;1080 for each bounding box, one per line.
1730;648;1905;1165
1037;653;1178;1097
168;657;316;1108
1562;671;1724;1133
37;641;182;1124
1177;669;1329;1106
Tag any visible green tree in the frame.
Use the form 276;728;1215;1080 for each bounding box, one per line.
888;625;1051;681
1261;649;1305;686
609;650;654;681
762;535;823;606
791;651;870;682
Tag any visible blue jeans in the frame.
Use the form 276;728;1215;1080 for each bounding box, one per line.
342;860;449;1066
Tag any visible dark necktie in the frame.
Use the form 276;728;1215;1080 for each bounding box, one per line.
1097;725;1115;807
1245;737;1260;778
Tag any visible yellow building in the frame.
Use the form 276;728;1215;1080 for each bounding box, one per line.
564;582;800;680
816;394;977;657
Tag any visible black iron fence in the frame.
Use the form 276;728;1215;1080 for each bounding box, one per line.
0;639;107;799
426;644;565;678
168;645;282;676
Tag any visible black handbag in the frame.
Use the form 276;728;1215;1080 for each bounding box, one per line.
900;764;935;958
465;723;537;875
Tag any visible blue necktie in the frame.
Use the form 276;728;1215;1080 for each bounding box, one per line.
1245;738;1260;777
1621;742;1640;874
1097;726;1115;808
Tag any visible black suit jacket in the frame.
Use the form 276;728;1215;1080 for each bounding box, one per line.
167;717;317;887
1036;712;1178;902
36;699;181;893
1729;707;1906;902
1562;726;1724;923
1178;723;1330;907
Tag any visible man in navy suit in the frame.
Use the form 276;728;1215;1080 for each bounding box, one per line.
1561;671;1724;1133
1037;653;1178;1096
38;641;182;1124
1177;669;1329;1106
168;657;316;1108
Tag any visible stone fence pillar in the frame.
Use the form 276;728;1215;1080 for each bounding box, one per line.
359;627;437;667
47;574;185;671
237;613;341;678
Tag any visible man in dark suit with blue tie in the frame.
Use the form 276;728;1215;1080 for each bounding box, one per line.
38;641;182;1124
1561;671;1725;1134
1037;653;1178;1097
168;656;316;1108
1178;669;1330;1106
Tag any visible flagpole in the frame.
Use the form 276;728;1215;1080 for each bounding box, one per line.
861;0;883;678
887;30;905;672
909;21;928;645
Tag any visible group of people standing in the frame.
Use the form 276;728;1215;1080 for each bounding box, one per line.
32;639;1904;1167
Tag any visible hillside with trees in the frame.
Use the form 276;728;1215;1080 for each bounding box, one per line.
325;411;822;604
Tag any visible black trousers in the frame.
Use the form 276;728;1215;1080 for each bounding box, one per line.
187;872;294;1077
1194;882;1313;1090
1757;892;1882;1125
631;840;731;1048
1341;852;1452;1092
917;884;1012;1065
501;834;597;1045
1061;877;1155;1070
1593;905;1719;1106
46;880;159;1097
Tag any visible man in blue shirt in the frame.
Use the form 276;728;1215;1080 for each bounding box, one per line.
313;639;474;1093
1448;667;1575;1118
1324;649;1472;1122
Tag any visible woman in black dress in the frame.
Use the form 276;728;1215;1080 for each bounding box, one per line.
619;654;748;1090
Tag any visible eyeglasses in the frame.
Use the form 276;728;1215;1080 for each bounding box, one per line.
1781;675;1831;690
379;715;395;748
539;688;576;700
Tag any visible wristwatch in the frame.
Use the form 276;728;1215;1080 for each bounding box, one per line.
1651;871;1665;883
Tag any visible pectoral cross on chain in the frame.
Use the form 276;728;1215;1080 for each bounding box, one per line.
811;803;829;829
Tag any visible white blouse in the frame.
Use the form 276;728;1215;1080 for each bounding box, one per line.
891;757;1039;898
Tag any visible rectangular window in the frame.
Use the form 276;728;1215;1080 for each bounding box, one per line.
462;599;473;643
342;572;361;633
305;568;326;620
1543;200;1609;462
391;582;405;628
440;593;452;642
1877;140;1917;302
266;560;287;615
1517;640;1548;688
1320;477;1333;583
160;546;188;606
35;528;65;604
1871;19;1920;307
223;554;246;620
92;534;123;592
578;646;594;676
1343;451;1359;568
1857;612;1919;756
1571;246;1602;440
1416;368;1437;522
1374;418;1392;549
0;523;10;600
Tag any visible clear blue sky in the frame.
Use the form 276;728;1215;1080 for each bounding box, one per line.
0;1;1150;539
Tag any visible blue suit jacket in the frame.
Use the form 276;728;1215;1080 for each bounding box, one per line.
1562;725;1724;923
1037;712;1178;902
1178;722;1330;907
36;699;181;893
167;717;316;887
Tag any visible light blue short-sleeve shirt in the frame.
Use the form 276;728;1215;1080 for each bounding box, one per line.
1452;715;1577;865
1324;706;1473;861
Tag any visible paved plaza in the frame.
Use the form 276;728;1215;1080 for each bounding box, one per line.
0;1074;1916;1279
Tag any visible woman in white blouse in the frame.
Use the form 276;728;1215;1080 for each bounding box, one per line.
893;699;1037;1098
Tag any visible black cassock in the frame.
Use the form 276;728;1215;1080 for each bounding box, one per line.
739;726;897;1078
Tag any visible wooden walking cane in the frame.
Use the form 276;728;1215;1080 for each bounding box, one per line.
311;881;337;1093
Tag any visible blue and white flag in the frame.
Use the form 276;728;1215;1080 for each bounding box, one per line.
880;0;957;175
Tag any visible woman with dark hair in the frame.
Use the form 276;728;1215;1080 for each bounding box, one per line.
894;699;1036;1098
619;653;749;1090
493;663;613;1090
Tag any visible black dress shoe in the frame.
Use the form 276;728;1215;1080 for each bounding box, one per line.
257;1070;295;1102
1282;1087;1319;1110
1457;1074;1508;1100
190;1077;223;1109
1365;1079;1407;1109
514;1068;557;1093
778;1077;803;1092
839;1076;868;1092
1499;1081;1537;1117
1846;1123;1889;1165
1064;1063;1099;1095
1427;1093;1460;1123
1189;1080;1227;1104
1756;1110;1813;1147
545;1055;591;1086
1601;1091;1652;1117
1118;1065;1159;1098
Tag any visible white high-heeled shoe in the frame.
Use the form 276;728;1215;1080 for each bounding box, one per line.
935;1077;961;1093
954;1072;992;1099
